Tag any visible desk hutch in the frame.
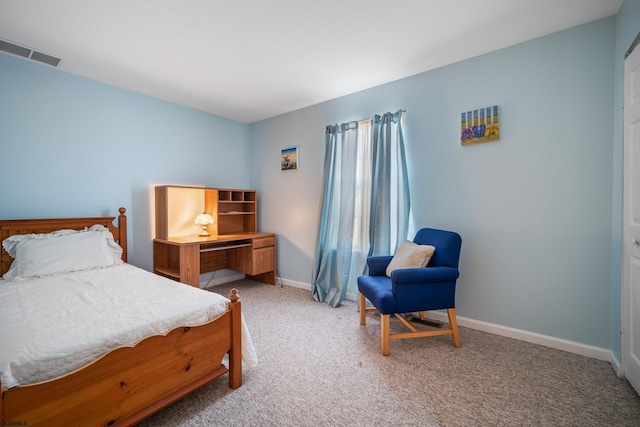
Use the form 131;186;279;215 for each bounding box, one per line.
153;185;276;287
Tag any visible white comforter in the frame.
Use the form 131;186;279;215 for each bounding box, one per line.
0;263;257;391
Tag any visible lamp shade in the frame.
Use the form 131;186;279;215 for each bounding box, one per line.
194;213;214;225
195;213;214;236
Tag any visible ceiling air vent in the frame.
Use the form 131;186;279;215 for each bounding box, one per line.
0;39;61;67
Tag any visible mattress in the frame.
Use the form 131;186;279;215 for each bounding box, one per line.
0;263;257;391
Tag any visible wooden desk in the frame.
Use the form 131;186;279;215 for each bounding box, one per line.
153;232;276;287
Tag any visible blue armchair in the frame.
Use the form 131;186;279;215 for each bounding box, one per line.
357;228;462;355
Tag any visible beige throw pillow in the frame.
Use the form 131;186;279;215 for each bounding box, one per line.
386;240;436;277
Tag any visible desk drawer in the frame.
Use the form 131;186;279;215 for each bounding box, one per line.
253;236;275;249
251;247;275;275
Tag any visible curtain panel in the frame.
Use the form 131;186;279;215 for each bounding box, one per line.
368;112;410;257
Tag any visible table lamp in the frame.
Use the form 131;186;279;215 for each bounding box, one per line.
194;213;214;236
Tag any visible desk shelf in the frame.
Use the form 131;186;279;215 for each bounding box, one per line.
155;186;258;237
216;189;256;233
154;266;180;281
218;190;255;202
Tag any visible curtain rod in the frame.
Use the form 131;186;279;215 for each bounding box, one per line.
322;109;406;131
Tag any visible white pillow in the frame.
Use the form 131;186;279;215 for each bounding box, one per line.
2;225;123;281
386;240;436;277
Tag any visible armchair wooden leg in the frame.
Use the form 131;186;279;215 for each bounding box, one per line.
381;314;390;356
359;293;366;325
448;308;461;348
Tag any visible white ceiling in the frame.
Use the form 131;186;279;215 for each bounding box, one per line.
0;0;623;123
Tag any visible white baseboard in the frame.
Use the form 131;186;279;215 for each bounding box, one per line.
610;351;623;377
278;279;615;363
419;310;612;362
278;277;312;291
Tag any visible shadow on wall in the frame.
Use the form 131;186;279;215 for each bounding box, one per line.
275;235;314;286
126;186;154;272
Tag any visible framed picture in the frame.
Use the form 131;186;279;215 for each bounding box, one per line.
461;105;500;145
281;146;299;171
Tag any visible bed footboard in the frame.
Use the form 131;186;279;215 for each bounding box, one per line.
1;289;242;427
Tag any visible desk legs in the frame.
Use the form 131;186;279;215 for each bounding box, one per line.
179;244;201;287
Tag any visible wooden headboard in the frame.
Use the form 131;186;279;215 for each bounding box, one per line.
0;207;127;276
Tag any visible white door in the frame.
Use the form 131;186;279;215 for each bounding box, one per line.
623;40;640;395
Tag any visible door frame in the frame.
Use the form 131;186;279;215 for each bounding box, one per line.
622;32;640;395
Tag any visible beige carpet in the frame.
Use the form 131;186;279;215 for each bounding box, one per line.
139;280;640;426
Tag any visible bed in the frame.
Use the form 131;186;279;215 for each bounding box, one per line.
0;208;256;426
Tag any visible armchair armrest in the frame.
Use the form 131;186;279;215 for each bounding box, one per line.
390;266;459;285
366;256;394;276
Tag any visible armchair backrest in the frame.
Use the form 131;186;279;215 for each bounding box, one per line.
413;228;462;268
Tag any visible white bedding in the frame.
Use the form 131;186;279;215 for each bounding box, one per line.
0;263;257;391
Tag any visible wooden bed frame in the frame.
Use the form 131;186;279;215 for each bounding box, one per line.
0;208;243;427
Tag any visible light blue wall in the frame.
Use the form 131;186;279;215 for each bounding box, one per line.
611;0;640;363
0;54;251;271
250;17;617;349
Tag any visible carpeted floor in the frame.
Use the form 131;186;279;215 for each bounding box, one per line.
139;280;640;426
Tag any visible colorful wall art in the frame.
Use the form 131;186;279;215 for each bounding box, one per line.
461;105;500;145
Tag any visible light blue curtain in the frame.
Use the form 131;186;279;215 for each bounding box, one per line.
312;110;409;307
368;111;410;257
311;121;359;307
